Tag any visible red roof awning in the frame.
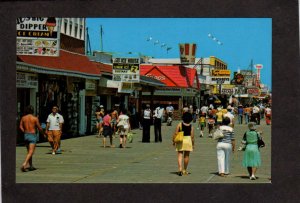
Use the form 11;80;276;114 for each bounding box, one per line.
17;50;101;77
140;64;200;89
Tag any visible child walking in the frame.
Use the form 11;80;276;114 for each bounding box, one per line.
207;114;215;138
198;113;206;137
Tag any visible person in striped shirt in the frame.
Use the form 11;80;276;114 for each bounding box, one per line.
216;117;235;177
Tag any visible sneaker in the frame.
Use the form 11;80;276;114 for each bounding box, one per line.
52;151;55;155
56;148;62;153
250;175;256;180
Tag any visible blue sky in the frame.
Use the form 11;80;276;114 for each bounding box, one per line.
86;18;272;89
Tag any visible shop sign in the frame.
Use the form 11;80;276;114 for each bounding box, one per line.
210;77;230;84
16;72;38;88
211;70;231;77
85;79;96;90
221;88;234;95
107;80;121;88
179;43;197;64
112;57;140;82
118;82;135;93
16;17;60;56
247;88;260;96
234;73;244;85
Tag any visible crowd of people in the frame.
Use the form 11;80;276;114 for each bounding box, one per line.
19;99;270;181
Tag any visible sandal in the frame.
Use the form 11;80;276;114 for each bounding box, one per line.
177;171;183;176
183;170;190;175
28;166;37;171
20;166;27;172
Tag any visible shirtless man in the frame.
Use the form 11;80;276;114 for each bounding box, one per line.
19;105;45;172
111;107;118;137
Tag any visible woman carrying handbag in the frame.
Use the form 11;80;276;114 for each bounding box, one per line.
242;122;262;180
172;112;195;176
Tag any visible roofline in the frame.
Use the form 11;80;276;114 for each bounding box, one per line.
16;61;101;80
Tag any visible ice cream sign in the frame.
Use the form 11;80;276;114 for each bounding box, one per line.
17;17;58;38
16;17;60;56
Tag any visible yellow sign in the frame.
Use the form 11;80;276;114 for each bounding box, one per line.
212;70;231;76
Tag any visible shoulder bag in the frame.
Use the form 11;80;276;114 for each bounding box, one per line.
174;123;184;143
213;128;224;140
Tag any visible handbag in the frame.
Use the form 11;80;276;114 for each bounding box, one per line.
127;132;133;143
174;123;184;143
257;133;265;148
213;128;224;140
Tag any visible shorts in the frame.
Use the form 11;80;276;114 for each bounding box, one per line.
200;122;205;128
103;125;113;137
119;127;129;137
24;133;38;144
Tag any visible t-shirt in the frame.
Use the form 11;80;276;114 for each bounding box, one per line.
224;112;234;124
118;114;130;129
265;108;271;115
253;106;260;113
143;109;151;119
103;114;111;126
46;113;64;130
199;116;206;123
201;106;208;114
166;105;174;113
216;111;223;122
218;125;235;143
154;107;164;119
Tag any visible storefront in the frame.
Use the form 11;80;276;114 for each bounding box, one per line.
17;50;101;142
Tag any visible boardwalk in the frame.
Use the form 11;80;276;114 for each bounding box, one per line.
16;119;271;183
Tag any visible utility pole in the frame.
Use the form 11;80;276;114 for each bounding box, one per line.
85;27;92;55
100;25;104;52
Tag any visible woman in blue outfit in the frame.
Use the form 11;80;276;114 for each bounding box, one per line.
242;122;261;180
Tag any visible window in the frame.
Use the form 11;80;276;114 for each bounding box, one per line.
75;25;78;38
64;21;67;34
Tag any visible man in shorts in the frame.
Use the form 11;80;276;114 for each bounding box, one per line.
46;105;64;155
19;105;46;172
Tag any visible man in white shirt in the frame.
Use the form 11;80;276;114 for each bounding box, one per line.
252;105;260;125
201;105;208;117
46;105;64;155
153;103;164;142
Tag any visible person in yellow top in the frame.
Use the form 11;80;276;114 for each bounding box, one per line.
243;105;251;124
198;113;206;137
216;108;224;126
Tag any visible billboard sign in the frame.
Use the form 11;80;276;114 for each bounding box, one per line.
16;17;60;56
112;58;140;82
247;87;261;96
211;69;231;77
179;43;197;64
